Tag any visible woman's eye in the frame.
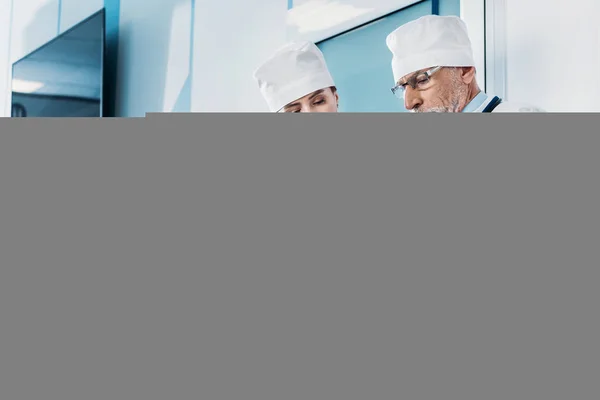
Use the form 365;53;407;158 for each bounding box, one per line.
314;99;325;105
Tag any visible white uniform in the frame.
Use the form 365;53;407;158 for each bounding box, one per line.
474;95;545;113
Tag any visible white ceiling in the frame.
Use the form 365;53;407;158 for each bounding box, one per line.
12;11;103;100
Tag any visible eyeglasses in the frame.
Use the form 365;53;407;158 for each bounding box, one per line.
391;66;442;99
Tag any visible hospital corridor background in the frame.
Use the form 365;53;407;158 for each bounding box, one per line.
0;0;598;116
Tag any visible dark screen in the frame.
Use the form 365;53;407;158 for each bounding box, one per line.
11;10;104;117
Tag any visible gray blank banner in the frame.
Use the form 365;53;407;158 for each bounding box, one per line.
1;114;599;400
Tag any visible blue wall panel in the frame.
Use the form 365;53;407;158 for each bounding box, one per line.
317;0;461;112
438;0;460;16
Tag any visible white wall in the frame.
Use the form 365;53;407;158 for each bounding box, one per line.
116;0;194;116
491;0;599;111
191;0;287;112
60;0;104;32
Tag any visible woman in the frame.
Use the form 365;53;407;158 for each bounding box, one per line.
254;41;339;113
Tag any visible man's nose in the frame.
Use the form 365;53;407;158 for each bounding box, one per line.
404;87;422;111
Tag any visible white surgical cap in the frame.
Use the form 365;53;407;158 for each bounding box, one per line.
253;41;335;112
386;15;476;83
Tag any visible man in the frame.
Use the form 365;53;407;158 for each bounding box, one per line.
385;15;544;112
253;41;339;113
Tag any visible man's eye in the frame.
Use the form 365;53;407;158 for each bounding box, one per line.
314;99;325;105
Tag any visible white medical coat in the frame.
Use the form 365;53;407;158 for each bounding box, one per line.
473;95;545;113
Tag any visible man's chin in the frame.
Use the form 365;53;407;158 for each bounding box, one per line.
413;107;450;113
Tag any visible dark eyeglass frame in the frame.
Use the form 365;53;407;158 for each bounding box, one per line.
391;66;442;99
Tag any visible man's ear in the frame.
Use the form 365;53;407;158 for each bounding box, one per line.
461;67;476;84
334;90;339;107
